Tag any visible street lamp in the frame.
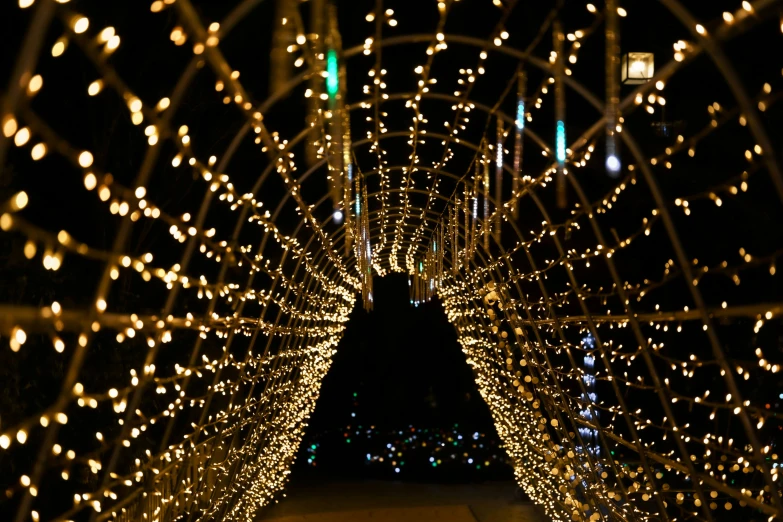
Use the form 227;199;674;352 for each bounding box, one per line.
621;52;654;84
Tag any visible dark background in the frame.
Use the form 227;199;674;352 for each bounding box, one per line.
289;273;512;482
310;274;488;430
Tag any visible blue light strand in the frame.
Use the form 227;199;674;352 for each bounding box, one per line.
556;120;566;164
516;99;525;131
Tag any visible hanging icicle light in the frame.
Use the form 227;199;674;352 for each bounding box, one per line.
325;7;346;225
515;88;525;132
342;108;353;255
471;164;479;262
553;20;567;208
483;142;491;251
453;204;459;273
352;169;373;310
605;0;622;177
494;118;503;242
512;69;526;218
326;48;339;99
555;121;566;164
464;183;471;267
578;333;600;456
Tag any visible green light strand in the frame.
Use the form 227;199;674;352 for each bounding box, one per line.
326;49;339;98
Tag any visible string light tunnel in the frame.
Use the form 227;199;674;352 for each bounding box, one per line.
0;1;782;522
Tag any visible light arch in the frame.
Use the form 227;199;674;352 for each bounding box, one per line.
0;1;781;522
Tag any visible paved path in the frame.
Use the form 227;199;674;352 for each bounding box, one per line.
258;481;548;522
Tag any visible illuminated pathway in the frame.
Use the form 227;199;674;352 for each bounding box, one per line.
259;482;545;522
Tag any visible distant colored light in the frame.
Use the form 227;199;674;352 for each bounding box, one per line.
606;154;621;175
516;101;525;130
326;49;339;98
333;209;344;224
353;392;358;397
311;444;317;450
346;438;351;443
556;121;566;163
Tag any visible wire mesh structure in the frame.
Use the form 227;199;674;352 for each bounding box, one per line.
1;1;782;521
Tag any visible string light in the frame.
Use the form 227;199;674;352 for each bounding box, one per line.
0;1;780;522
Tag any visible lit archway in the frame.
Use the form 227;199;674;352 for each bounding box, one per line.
0;1;781;522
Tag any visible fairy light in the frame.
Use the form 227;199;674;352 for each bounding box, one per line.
0;1;780;522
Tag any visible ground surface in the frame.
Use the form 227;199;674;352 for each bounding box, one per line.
257;481;548;522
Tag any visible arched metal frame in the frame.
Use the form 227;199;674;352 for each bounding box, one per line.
0;0;781;521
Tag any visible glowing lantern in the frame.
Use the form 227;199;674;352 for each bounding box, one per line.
621;52;654;84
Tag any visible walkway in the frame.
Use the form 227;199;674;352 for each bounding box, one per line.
258;481;547;522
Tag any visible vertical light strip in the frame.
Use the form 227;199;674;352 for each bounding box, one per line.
553;20;567;209
354;174;362;290
326;7;344;226
494;118;503;242
451;204;458;275
342;104;353;255
556;121;566;163
605;0;621;177
513;69;526;219
464;184;470;266
326;49;339;99
362;174;373;309
483;142;490;251
472;162;479;260
439;220;444;287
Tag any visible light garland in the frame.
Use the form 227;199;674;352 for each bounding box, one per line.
0;1;781;522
